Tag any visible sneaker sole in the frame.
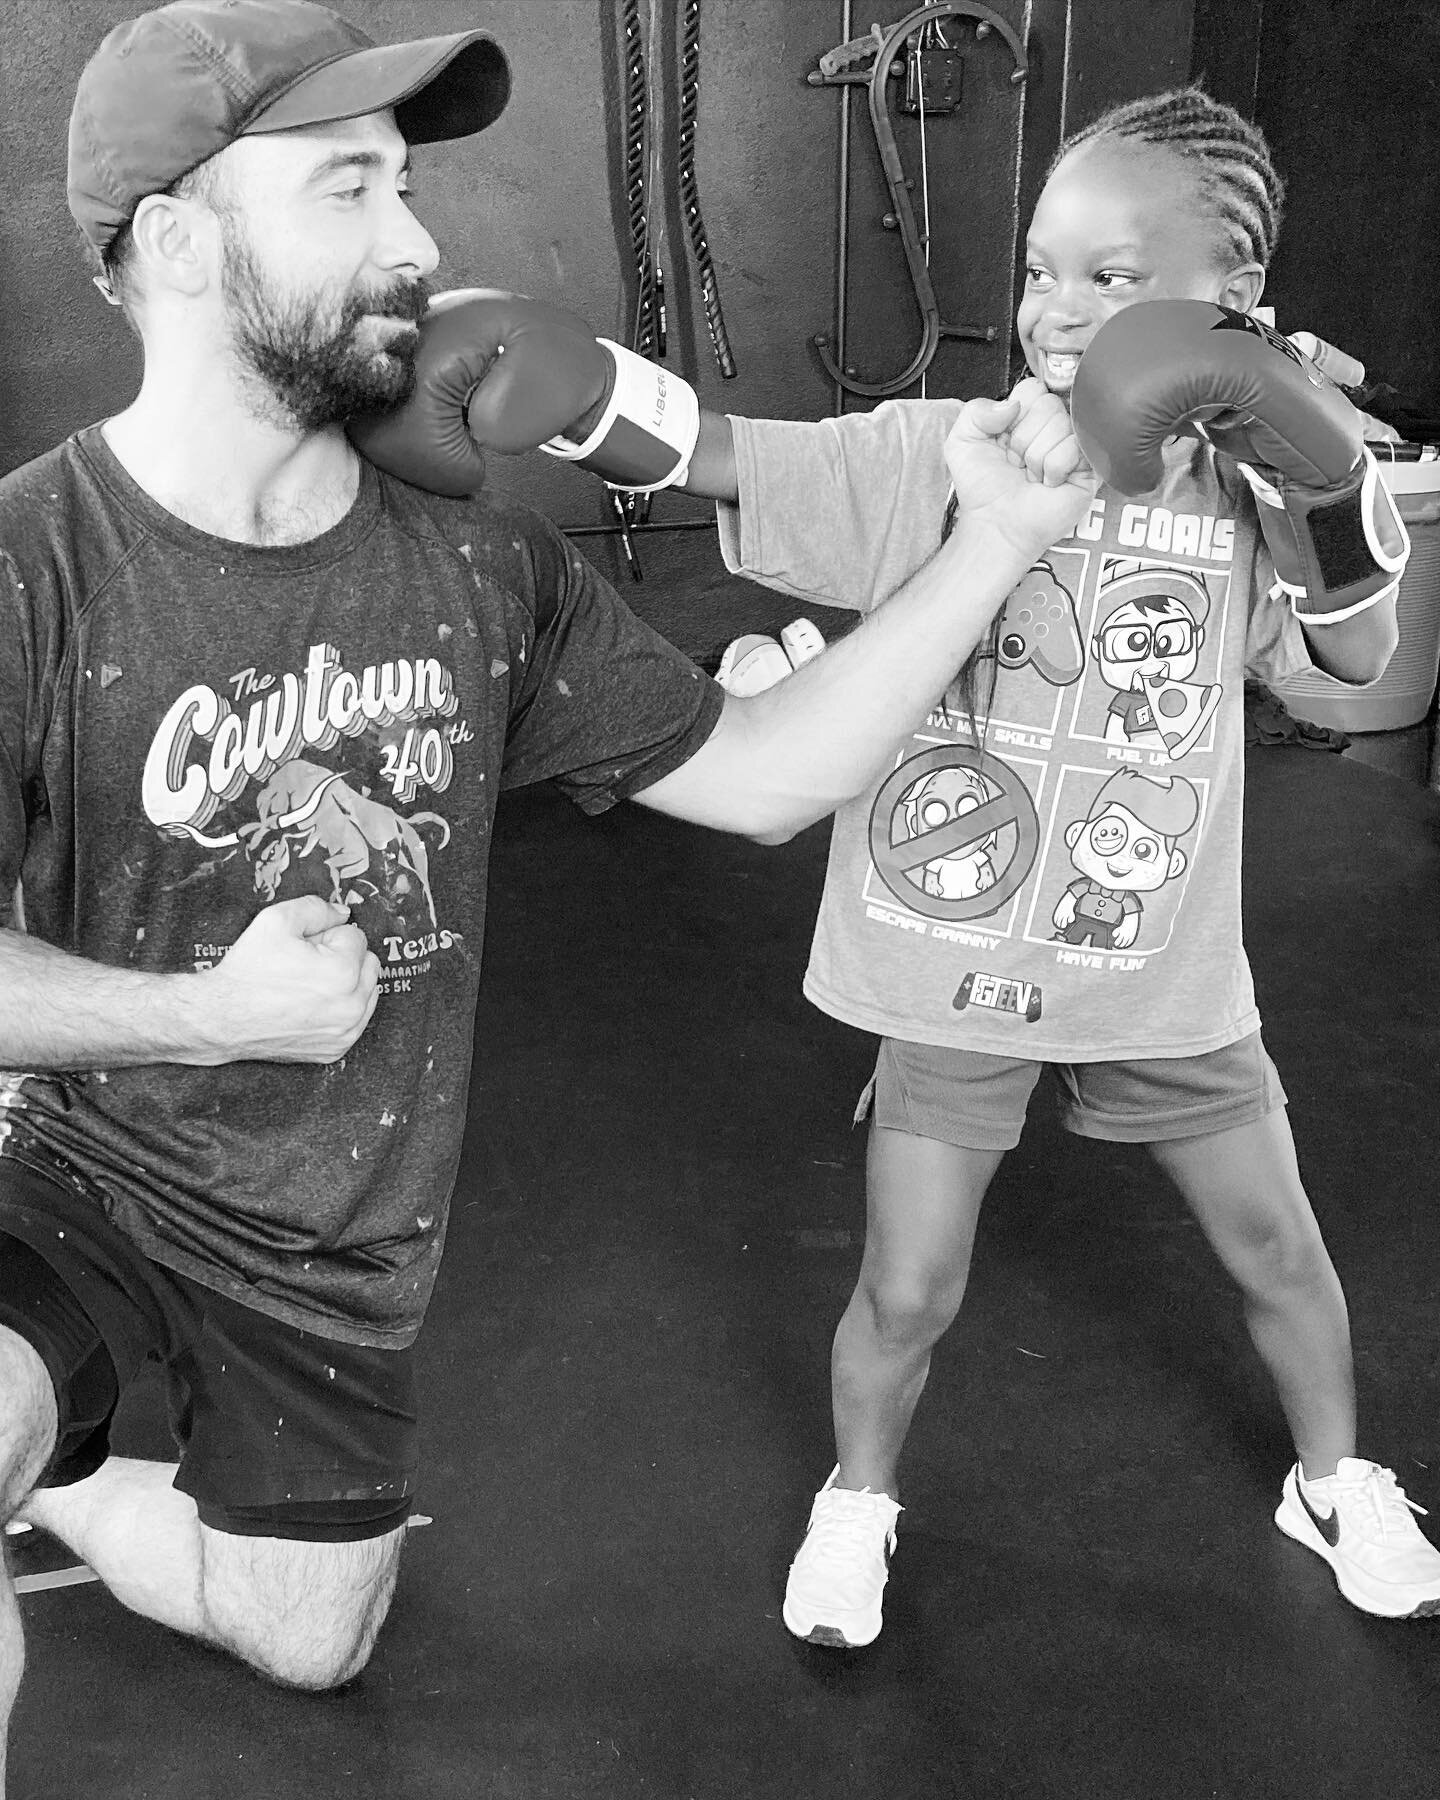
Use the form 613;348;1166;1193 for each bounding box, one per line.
782;1611;880;1649
1274;1482;1440;1620
782;1595;882;1649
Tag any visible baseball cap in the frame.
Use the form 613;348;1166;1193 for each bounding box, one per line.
69;0;511;257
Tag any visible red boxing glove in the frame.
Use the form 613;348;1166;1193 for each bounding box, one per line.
348;289;699;498
347;289;606;495
1070;300;1408;623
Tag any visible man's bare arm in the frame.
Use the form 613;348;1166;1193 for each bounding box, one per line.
0;896;380;1070
634;511;1028;841
638;383;1093;841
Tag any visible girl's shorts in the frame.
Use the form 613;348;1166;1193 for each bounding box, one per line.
857;1031;1287;1153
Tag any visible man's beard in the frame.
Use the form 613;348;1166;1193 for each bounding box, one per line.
221;224;431;433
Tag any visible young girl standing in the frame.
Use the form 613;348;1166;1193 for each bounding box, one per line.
684;86;1440;1642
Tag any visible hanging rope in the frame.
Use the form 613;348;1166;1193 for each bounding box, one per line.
678;0;737;377
644;0;668;358
619;0;658;361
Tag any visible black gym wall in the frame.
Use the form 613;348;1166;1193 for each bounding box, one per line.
1253;1;1440;439
0;2;1432;597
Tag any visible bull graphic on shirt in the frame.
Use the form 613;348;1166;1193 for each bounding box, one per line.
237;759;450;928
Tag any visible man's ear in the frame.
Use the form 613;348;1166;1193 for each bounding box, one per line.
129;191;216;299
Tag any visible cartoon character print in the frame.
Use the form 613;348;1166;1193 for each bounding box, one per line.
1091;566;1222;760
897;763;999;899
1051;767;1198;951
867;745;1042;923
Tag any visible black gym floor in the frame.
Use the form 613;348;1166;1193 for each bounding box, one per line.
9;558;1440;1800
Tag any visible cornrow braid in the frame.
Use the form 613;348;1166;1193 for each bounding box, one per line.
1054;85;1285;271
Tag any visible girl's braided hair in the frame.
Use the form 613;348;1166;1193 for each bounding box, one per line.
1053;84;1285;272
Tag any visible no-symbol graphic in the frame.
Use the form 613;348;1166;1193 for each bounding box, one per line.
868;746;1040;923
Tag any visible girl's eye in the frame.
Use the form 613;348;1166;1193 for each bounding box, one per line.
1025;266;1052;288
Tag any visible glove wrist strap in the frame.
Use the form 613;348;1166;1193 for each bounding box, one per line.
541;341;700;492
1245;447;1410;624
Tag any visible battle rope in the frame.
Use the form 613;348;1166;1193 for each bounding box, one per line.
678;0;736;378
620;0;659;362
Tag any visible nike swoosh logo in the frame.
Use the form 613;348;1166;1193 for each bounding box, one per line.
1298;1484;1341;1547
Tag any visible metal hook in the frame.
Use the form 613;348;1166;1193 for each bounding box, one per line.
809;2;1028;399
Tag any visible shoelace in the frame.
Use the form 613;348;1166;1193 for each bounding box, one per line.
1330;1466;1428;1542
807;1492;900;1568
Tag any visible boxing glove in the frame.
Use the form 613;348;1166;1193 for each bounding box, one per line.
1070;300;1408;623
348;290;700;498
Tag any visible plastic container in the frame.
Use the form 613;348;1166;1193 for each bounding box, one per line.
1274;451;1440;732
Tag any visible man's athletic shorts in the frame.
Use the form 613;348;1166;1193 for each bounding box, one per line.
0;1154;417;1542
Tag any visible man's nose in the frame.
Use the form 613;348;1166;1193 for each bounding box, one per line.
378;194;440;280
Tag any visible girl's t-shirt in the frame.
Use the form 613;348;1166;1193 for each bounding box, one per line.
719;400;1316;1062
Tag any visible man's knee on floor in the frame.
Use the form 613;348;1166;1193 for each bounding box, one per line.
238;1615;382;1692
0;1326;58;1520
199;1525;404;1691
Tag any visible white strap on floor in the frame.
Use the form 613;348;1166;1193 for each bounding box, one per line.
13;1564;99;1595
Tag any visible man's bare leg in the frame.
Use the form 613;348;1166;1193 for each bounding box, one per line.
20;1459;405;1687
1;1325;60;1800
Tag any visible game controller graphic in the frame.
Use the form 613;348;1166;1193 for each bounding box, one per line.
996;565;1085;686
953;969;1044;1023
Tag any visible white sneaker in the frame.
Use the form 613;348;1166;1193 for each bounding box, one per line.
1275;1457;1440;1618
782;1466;902;1648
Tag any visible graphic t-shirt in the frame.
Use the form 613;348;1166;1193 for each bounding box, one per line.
719;400;1315;1062
0;427;721;1345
